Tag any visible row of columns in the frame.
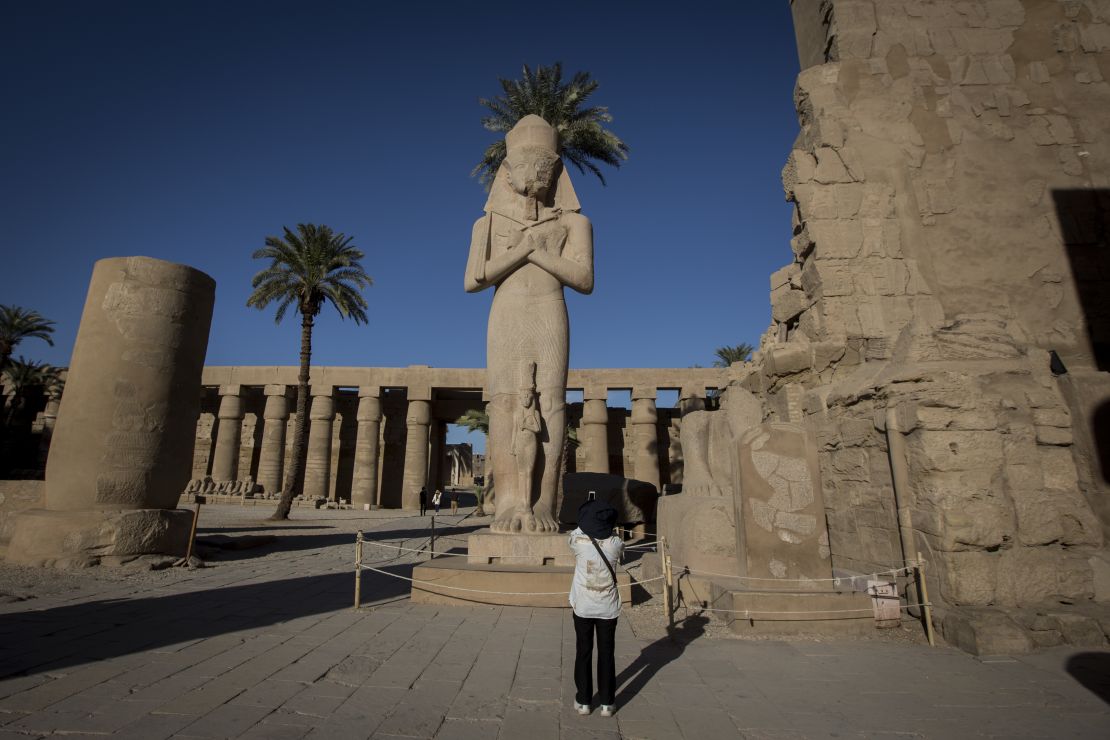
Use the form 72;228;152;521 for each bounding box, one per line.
209;384;394;507
578;385;704;486
203;383;707;507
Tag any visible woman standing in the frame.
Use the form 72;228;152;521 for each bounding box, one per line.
568;497;623;717
432;489;442;514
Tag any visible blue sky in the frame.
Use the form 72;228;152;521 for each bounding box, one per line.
2;2;801;448
2;0;801;367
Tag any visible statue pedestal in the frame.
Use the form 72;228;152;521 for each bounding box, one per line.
467;530;573;567
6;508;193;568
409;529;634;607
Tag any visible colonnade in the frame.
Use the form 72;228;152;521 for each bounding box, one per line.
192;367;723;509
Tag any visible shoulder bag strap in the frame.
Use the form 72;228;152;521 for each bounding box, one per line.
587;535;618;587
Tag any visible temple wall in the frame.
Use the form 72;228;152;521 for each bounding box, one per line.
733;0;1110;651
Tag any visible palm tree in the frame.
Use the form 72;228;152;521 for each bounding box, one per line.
247;224;372;520
2;357;59;427
472;62;629;189
456;408;491;515
0;306;55;371
1;358;60;474
713;343;754;368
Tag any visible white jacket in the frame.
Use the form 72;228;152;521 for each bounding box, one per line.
568;527;624;619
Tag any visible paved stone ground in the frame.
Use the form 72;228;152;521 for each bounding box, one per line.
0;504;1108;739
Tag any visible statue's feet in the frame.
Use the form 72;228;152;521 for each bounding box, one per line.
491;507;533;533
529;507;559;533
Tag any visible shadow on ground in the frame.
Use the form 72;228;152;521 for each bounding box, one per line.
0;564;415;678
615;614;708;706
1066;652;1110;704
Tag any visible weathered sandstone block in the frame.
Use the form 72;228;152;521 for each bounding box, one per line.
736;423;832;587
6;257;214;567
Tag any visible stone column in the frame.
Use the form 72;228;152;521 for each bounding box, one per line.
211;385;244;481
680;385;706;416
8;256;215;567
256;385;290;495
303;387;335;500
631;386;661;490
402;397;432;510
580;386;610;474
352;388;382;509
428;420;447;493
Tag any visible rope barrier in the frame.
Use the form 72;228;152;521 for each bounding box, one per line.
676;565;913;584
365;536;655;561
358;562;665;595
684;601;932;617
351;533;936;643
364;539;554;560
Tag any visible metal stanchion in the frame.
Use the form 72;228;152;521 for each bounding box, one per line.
917;551;936;647
430;515;436;559
354;530;364;609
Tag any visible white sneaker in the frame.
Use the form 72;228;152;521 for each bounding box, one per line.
599;704;615;717
574;702;590;715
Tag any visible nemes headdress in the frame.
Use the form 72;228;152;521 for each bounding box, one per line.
483;115;580;215
506;114;559;153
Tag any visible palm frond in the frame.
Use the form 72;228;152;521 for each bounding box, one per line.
472;63;628;190
247;224;373;328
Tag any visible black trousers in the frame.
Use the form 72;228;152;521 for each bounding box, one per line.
573;613;617;706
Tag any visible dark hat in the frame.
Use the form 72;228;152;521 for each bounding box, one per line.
577;499;618;539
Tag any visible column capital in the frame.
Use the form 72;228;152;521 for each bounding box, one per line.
679;384;706;401
262;391;291;420
217;390;244;419
406;398;432;426
263;384;288;397
631;385;656;401
357;394;382;422
583;384;608;402
218;384;242;397
407;385;432;402
310;385;334;398
631;396;658;425
358;385;381;399
582;397;608;425
309;394;336;420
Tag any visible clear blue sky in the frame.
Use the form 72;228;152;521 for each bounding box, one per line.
2;1;800;379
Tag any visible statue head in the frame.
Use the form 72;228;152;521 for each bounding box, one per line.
505;115;562;198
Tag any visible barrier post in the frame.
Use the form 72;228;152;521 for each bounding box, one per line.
916;551;936;647
430;515;436;559
354;530;364;610
184;495;205;561
665;553;676;630
660;536;673;628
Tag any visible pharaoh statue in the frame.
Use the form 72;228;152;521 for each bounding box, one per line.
465;114;594;533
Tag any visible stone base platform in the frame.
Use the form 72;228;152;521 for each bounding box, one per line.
467;530;573;566
708;582;877;635
410;557;632;608
5;508;193;568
